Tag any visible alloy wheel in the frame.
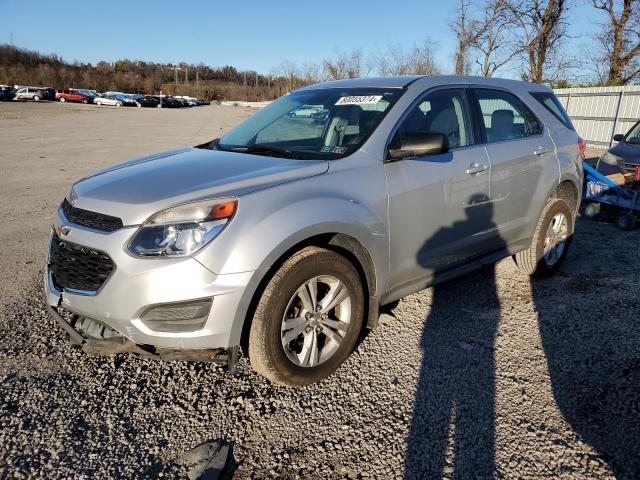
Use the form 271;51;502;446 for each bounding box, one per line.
280;275;352;368
543;212;568;267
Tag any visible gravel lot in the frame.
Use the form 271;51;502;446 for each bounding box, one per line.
1;101;639;479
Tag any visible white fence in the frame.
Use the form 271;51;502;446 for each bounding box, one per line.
553;85;640;149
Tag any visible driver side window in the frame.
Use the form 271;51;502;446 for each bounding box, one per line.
396;89;474;148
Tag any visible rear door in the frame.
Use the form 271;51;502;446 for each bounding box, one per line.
385;87;494;288
470;87;553;244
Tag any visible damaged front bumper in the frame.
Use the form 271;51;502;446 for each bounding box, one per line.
44;293;239;369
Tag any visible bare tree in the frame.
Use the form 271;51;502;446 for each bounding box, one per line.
508;0;571;83
592;0;640;85
322;48;366;80
451;0;486;75
473;0;521;77
371;40;440;76
274;60;300;91
300;61;325;84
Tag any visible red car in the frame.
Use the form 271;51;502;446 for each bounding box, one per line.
55;89;93;104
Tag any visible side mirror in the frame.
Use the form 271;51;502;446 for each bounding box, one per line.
388;132;450;160
613;133;624;142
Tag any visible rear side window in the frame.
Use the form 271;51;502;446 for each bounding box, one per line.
530;91;575;131
473;89;542;143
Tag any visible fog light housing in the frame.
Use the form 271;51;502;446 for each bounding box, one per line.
140;298;212;333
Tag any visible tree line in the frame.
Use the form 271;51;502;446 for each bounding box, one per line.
1;0;638;100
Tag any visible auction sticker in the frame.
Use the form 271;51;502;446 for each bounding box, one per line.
335;95;383;106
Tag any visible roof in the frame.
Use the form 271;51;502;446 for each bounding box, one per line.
300;76;424;90
298;75;552;92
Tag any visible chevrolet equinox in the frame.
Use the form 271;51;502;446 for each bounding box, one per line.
45;76;583;386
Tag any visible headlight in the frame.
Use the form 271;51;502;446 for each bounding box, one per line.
599;152;621;166
129;199;237;257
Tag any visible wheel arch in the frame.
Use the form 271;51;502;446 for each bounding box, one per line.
236;231;379;355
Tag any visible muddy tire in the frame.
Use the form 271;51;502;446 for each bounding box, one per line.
248;246;364;387
514;198;573;278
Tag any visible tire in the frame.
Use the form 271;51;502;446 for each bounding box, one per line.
615;211;637;230
115;102;122;107
513;198;573;278
583;201;601;220
248;246;365;387
81;99;88;104
33;96;40;101
59;97;65;102
96;101;102;106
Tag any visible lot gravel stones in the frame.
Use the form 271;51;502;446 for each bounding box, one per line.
1;218;639;479
1;103;639;478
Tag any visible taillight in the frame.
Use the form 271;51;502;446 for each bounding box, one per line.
578;136;586;161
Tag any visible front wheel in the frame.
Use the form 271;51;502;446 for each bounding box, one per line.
115;102;122;107
248;246;364;387
59;97;65;102
513;198;573;278
81;99;88;104
33;96;40;101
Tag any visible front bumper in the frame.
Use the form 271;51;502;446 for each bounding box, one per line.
44;207;254;351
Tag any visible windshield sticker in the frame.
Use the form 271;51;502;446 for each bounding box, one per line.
335;95;383;106
321;146;348;154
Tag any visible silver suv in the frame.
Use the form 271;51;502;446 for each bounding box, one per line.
45;76;583;386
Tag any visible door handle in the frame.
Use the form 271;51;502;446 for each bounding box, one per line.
466;162;488;175
534;147;549;156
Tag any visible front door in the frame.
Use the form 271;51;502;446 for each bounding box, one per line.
385;88;493;289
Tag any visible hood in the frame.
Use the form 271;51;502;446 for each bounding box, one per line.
71;147;328;225
610;140;640;164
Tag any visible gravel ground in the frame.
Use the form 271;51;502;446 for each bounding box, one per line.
1;102;639;479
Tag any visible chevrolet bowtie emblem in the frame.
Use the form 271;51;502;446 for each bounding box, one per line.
56;225;71;237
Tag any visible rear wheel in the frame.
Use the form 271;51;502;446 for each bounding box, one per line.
96;101;102;106
33;95;40;101
248;246;364;387
514;198;573;278
115;102;122;107
81;98;88;104
615;211;636;230
59;97;65;102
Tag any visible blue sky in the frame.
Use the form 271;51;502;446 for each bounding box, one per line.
0;0;602;77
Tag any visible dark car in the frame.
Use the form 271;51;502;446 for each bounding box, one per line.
311;109;330;124
598;121;640;175
159;96;182;108
137;95;160;108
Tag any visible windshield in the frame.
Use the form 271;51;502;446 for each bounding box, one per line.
624;121;640;145
218;88;403;159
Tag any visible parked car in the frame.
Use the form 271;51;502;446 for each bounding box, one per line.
45;76;582;387
597;120;640;176
312;109;330;124
288;104;322;117
158;96;182;108
136;95;160;108
93;94;123;107
12;87;44;101
39;87;56;101
56;89;93;104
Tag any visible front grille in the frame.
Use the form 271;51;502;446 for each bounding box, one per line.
48;231;115;292
62;199;123;232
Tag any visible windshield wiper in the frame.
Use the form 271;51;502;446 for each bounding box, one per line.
229;144;299;159
195;138;220;150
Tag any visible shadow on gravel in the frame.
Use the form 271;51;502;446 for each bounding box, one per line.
406;197;502;479
532;227;640;479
